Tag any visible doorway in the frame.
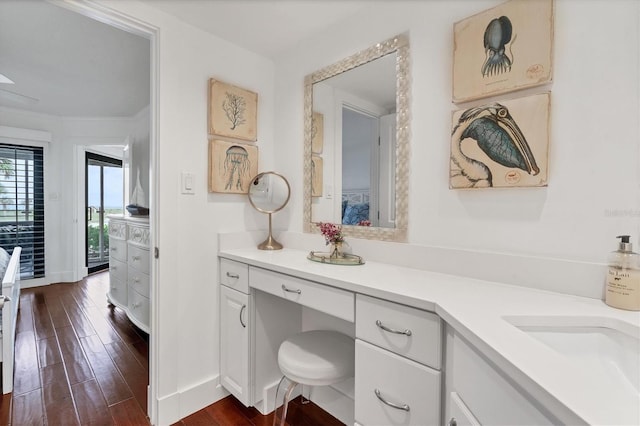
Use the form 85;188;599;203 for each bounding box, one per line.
85;152;123;274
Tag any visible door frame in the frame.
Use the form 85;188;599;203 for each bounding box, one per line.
61;1;160;424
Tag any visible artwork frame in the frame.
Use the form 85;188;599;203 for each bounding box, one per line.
208;139;259;194
449;92;550;189
311;155;323;197
311;112;324;154
452;0;554;103
208;79;258;141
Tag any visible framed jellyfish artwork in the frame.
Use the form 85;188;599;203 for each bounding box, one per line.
208;139;259;194
208;79;258;141
452;0;554;103
449;92;550;189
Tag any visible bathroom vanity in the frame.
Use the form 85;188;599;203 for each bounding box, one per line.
219;246;640;426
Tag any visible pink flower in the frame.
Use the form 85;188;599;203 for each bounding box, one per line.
317;222;345;245
357;220;371;226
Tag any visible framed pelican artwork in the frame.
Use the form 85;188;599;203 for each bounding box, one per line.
449;92;550;189
452;0;554;103
208;139;259;194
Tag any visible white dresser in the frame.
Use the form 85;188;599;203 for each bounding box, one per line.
107;215;151;333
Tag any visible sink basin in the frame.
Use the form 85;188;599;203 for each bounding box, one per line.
503;315;640;395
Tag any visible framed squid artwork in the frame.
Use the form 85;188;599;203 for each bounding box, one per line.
452;0;554;103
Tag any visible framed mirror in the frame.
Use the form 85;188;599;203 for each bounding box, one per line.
303;34;410;241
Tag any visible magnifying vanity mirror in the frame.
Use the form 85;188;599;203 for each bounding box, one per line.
303;34;410;241
248;171;291;250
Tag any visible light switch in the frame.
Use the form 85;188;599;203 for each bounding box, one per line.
181;172;195;194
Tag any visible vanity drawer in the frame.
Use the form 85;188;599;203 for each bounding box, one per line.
128;244;150;275
249;266;354;322
220;258;249;294
355;339;441;426
128;266;150;298
356;294;442;369
109;238;127;263
110;257;127;283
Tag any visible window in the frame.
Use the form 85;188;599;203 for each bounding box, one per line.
0;144;44;279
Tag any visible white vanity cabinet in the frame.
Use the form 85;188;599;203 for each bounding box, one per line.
107;216;150;333
444;326;563;426
219;259;251;406
354;294;442;426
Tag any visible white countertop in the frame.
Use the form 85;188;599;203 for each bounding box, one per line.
219;247;640;425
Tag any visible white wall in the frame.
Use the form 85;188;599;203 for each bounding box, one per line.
275;0;640;264
92;1;277;423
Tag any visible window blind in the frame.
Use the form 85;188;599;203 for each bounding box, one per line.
0;144;45;279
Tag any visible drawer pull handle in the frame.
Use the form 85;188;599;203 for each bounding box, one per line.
376;320;412;336
448;418;457;426
111;247;117;251
374;389;410;412
132;256;140;261
282;284;301;294
239;304;247;328
226;272;240;279
134;278;140;283
132;302;140;309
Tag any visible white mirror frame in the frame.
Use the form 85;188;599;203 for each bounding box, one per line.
303;34;410;241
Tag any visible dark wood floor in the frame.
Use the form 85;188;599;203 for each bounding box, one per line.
0;272;343;426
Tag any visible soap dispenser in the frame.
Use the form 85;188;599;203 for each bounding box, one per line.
605;235;640;311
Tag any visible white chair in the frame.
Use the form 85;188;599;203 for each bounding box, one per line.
273;330;354;426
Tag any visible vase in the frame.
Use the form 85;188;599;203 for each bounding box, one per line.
329;242;344;259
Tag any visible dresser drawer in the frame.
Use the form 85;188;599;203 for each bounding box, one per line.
356;294;442;369
249;267;354;322
220;258;249;294
109;238;127;263
128;266;150;298
128;286;150;331
355;339;441;426
108;276;128;307
128;244;150;275
110;257;127;283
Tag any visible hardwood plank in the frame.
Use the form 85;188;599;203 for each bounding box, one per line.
56;326;88;364
129;339;149;369
104;341;148;411
37;336;63;368
16;292;35;334
32;298;55;340
13;331;41;396
44;292;72;329
64;360;95;385
82;305;126;346
42;373;79;426
60;294;97;338
80;334;133;406
203;397;253;426
40;362;66;387
71;379;112;426
179;408;221;426
12;388;45;425
0;393;11;426
109;397;150;426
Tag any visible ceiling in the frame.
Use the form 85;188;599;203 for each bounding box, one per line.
0;0;371;118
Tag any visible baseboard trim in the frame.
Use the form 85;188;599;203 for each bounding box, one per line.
156;375;228;425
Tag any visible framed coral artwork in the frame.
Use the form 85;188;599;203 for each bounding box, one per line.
208;79;258;141
208;139;259;194
450;92;550;189
452;0;554;103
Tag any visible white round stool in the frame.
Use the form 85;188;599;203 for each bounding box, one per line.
273;330;354;426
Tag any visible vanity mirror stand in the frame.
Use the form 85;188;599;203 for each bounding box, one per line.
248;171;291;250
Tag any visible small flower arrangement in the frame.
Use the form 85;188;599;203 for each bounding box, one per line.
357;219;372;226
317;222;344;245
